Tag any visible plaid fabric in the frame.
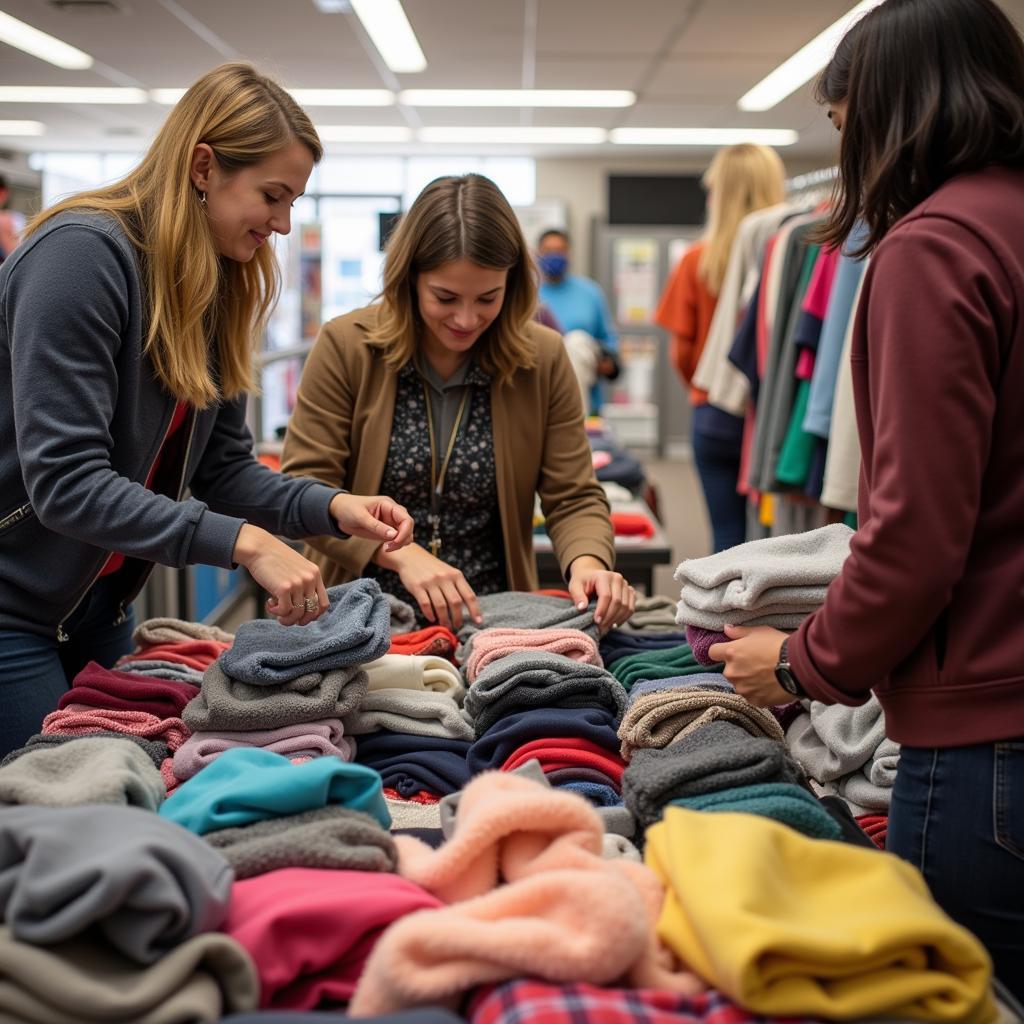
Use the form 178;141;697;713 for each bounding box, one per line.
468;980;820;1024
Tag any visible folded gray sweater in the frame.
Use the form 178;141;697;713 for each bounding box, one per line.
133;616;235;646
674;599;811;631
204;806;397;879
0;927;258;1023
464;651;626;737
0;737;166;810
117;659;206;685
1;730;170;770
343;689;474;741
219;580;390;685
784;695;887;783
183;663;368;732
0;805;233;965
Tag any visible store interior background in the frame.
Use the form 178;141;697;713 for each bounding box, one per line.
3;0;1021;624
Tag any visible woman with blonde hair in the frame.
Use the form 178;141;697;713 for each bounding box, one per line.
283;173;635;632
0;61;412;758
654;143;786;552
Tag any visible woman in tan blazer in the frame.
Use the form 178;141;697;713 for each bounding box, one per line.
282;173;634;632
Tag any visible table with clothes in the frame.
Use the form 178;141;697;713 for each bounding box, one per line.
0;574;1016;1024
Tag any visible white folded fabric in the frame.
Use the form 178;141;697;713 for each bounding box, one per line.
363;655;465;703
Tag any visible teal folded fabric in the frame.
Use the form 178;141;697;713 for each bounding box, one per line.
159;748;390;834
671;782;841;840
609;644;705;691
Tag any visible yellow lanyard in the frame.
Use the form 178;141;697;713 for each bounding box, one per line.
422;381;471;558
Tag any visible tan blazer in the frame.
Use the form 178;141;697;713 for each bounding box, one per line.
281;305;614;591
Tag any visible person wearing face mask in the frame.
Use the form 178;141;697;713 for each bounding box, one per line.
536;228;619;413
0;62;413;760
282;174;636;635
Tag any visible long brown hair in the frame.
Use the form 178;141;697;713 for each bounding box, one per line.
27;62;322;407
817;0;1024;256
367;174;538;385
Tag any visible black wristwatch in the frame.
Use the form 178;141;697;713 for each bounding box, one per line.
774;638;805;698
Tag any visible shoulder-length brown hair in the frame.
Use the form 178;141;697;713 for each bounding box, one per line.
27;62;322;408
367;174;538;384
817;0;1024;257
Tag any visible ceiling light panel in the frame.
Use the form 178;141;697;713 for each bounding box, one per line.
289;89;396;107
0;10;93;69
0;120;45;136
418;126;606;145
349;0;426;74
400;89;635;108
0;86;147;103
316;125;412;142
610;127;798;146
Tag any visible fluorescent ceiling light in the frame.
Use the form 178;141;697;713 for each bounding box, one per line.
419;126;606;145
611;127;798;147
0;10;93;69
150;88;186;105
0;119;45;136
316;124;412;142
312;0;350;11
400;89;635;108
738;0;885;111
350;0;426;74
0;86;147;103
289;88;396;106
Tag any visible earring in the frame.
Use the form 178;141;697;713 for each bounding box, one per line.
198;190;207;206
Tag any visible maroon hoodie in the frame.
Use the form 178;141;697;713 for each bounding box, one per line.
789;165;1024;746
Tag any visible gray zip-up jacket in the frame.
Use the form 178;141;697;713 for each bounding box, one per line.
0;211;342;639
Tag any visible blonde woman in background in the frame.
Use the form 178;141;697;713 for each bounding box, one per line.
0;62;412;759
282;173;636;633
654;144;785;552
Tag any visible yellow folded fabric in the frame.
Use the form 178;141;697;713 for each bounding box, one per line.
645;807;996;1022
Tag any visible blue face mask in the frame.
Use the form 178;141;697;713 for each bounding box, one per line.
538;253;569;279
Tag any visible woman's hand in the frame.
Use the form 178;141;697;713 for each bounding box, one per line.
375;543;482;630
708;624;793;706
233;524;329;626
330;493;414;553
568;556;636;633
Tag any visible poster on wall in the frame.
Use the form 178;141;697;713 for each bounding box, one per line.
612;237;658;324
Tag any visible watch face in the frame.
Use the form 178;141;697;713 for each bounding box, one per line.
775;665;799;695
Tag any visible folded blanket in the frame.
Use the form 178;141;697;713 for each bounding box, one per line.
617;595;679;634
672;782;841;840
159;747;390;834
467;707;620;775
0;730;170;770
41;707;189;751
0;926;258;1022
599;629;691;667
502;738;627;784
204;807;396;879
0;804;233;963
673;524;852;609
133;616;235;646
627;673;733;706
457;593;598;663
387;797;444;831
111;659;205;685
674;600;811;632
683;625;729;667
223;868;442;1011
465;628;601;683
784;696;887;783
355;731;471;798
609;644;705;692
558;781;622;807
618;690;784;759
387;593;418;636
173;720;355;782
646;806;995;1022
389;626;458;660
465;651;625;737
0;737;166;810
57;660;199;718
120;639;232;671
183;663;367;732
220;580;390;684
622;721;802;830
364;654;465;700
344;689;474;741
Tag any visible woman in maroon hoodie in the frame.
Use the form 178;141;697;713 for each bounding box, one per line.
710;0;1024;997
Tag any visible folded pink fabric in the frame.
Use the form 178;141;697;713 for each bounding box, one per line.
160;756;181;795
42;708;190;751
172;720;356;782
465;628;602;683
348;772;703;1015
120;639;231;671
57;661;199;718
223;868;442;1010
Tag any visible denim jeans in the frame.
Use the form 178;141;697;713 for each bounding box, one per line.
888;742;1024;999
0;577;135;759
691;427;747;554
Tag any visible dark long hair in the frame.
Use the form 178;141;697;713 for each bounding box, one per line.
818;0;1024;256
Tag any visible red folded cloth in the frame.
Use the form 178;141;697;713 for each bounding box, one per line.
502;738;627;786
388;626;458;662
57;661;199;718
532;589;573;601
856;813;888;850
121;639;231;671
383;787;441;805
42;707;190;751
609;512;655;539
223;868;442;1010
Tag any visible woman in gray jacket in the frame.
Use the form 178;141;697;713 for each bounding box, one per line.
0;63;411;757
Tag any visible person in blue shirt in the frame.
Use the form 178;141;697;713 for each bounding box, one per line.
536;228;618;412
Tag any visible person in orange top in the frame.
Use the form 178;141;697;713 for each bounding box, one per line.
654;145;785;552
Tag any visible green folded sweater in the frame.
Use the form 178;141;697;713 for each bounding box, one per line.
610;643;705;691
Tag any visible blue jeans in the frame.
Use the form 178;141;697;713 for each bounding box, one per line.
888;742;1024;999
0;577;135;759
691;427;747;553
